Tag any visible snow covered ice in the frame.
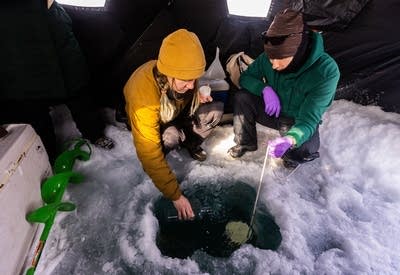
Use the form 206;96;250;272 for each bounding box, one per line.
36;100;400;274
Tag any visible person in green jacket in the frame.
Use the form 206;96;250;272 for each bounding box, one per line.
228;9;340;167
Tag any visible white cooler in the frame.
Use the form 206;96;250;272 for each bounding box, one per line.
0;124;52;275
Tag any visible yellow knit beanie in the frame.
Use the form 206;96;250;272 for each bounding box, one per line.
157;29;206;80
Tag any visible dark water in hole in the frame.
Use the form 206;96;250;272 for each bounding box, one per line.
153;181;282;258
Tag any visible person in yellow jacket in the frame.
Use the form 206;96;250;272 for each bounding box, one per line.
124;29;224;220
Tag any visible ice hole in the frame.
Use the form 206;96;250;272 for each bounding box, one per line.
153;181;282;258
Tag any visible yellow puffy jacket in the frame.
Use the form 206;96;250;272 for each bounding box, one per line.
123;60;191;200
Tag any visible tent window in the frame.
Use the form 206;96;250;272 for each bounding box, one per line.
56;0;106;7
226;0;271;18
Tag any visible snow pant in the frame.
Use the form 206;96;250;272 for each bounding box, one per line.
161;101;224;154
232;90;320;159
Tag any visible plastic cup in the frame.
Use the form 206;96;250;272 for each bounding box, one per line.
199;85;211;97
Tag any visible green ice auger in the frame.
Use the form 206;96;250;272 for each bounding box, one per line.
25;139;91;275
41;171;84;204
53;138;92;174
25;171;83;275
25;201;76;275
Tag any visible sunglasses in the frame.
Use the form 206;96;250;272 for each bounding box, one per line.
261;31;303;45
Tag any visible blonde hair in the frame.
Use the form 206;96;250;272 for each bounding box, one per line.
153;66;200;123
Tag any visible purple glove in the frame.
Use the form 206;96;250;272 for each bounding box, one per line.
262;86;281;117
268;136;294;158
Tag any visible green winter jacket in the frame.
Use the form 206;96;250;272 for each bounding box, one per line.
239;32;340;147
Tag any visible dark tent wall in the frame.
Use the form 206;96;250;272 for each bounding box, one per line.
324;0;400;112
61;0;171;106
291;0;371;32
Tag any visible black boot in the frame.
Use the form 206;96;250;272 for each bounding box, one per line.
227;144;257;158
94;136;115;150
183;138;207;161
186;144;207;161
282;151;320;169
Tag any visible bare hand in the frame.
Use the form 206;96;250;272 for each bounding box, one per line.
199;94;213;104
172;195;195;220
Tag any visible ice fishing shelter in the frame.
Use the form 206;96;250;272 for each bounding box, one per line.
0;1;400;273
